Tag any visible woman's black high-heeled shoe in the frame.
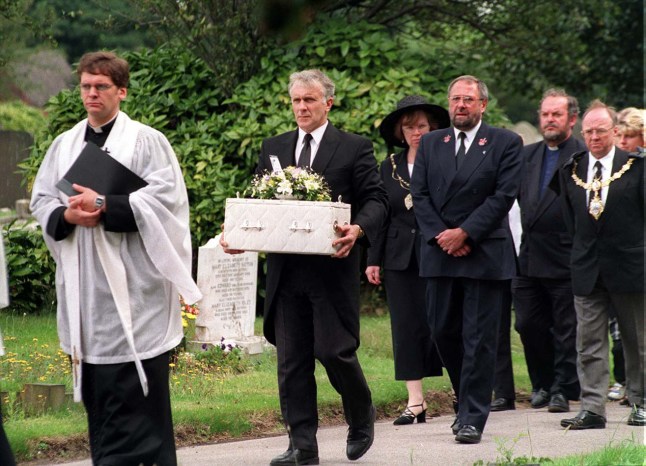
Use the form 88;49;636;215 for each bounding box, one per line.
393;402;427;425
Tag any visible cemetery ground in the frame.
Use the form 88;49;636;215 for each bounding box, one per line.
1;312;643;465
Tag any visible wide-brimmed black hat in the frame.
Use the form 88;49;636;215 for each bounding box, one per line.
379;95;450;148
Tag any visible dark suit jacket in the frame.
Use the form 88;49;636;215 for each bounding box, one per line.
366;151;421;270
517;137;587;279
410;123;522;280
556;148;644;295
258;123;388;344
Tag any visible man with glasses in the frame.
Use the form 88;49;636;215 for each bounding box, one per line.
31;51;201;465
411;75;522;443
555;100;644;429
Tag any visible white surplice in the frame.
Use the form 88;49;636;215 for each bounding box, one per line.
31;112;202;400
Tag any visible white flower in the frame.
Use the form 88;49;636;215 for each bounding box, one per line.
249;165;331;201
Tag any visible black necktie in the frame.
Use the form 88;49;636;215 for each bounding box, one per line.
298;134;313;168
456;132;466;169
589;161;603;207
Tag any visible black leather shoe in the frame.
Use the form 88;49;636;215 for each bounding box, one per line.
627;405;646;426
270;448;319;465
346;405;376;461
560;410;606;430
490;397;515;411
548;393;569;413
455;425;482;444
531;388;550;408
451;416;462;435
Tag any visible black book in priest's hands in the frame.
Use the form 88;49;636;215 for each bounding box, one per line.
56;142;148;196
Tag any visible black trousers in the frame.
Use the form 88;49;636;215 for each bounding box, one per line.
426;277;505;432
0;394;16;466
493;287;515;400
513;276;580;399
81;351;177;466
274;264;372;452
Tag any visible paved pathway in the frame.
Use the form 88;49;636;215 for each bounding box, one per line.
57;403;644;465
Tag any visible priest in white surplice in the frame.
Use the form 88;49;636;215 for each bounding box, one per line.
30;51;201;466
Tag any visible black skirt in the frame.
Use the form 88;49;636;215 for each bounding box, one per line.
81;351;176;466
384;254;443;380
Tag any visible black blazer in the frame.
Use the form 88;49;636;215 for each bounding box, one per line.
367;151;421;270
411;123;522;280
257;123;389;344
556;148;644;295
517;136;587;279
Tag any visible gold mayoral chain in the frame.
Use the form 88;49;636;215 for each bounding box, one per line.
571;158;634;220
390;153;413;209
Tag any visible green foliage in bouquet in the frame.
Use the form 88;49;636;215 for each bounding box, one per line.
250;167;331;201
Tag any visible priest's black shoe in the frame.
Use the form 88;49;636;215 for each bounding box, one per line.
270;448;319;465
346;405;376;461
560;410;606;430
455;425;482;444
627;405;646;426
548;393;569;413
531;388;550;409
490;397;515;411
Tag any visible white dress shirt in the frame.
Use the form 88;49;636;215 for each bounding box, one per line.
586;147;615;204
296;121;328;166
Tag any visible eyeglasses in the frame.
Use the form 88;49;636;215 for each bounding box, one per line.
582;127;613;137
449;96;482;106
80;84;114;93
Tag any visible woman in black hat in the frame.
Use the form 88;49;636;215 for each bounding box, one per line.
366;96;450;425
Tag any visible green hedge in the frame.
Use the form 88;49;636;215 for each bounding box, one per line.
0;101;47;133
3;223;57;314
23;17;510;249
15;17;510;313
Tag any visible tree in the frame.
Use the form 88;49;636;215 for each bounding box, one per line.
132;0;271;97
127;0;641;112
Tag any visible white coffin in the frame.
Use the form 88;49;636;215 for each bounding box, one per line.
223;198;351;255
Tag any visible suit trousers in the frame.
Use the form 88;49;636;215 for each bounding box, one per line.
426;277;505;431
274;263;372;452
0;394;16;466
493;287;515;400
513;276;579;399
574;286;645;417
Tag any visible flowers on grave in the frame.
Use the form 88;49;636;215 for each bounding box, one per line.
179;295;199;329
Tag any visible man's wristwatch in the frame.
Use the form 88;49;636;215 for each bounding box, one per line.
94;195;106;210
356;225;365;238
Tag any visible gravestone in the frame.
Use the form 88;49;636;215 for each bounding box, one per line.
0;131;32;209
194;235;264;354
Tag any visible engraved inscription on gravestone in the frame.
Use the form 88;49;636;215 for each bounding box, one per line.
195;236;263;353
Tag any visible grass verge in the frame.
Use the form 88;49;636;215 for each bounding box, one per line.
5;311;636;466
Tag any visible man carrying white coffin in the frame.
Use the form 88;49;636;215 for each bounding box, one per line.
222;69;388;465
31;51;201;466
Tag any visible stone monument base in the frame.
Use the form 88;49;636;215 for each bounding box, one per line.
188;335;268;356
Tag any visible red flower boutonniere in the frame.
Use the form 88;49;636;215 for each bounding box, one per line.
443;135;452;143
478;138;487;146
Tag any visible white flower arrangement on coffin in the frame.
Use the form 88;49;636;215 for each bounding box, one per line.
249;166;332;202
